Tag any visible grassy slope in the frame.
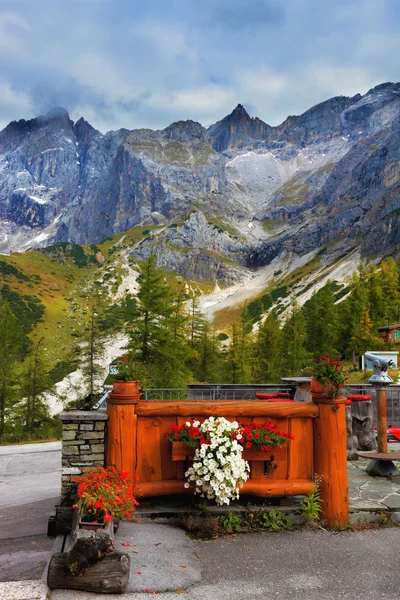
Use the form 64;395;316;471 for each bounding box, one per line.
1;225;215;377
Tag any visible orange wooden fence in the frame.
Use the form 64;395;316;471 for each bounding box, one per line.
106;394;349;528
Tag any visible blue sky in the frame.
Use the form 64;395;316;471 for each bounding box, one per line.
1;0;399;132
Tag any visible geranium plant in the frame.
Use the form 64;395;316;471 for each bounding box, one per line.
169;419;292;452
311;355;348;398
237;421;294;451
114;357;138;382
168;417;294;505
72;466;139;523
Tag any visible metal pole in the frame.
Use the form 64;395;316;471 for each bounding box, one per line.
376;388;388;453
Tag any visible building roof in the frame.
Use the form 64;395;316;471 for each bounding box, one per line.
378;324;400;331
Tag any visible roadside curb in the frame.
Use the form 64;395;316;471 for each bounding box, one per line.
0;580;49;600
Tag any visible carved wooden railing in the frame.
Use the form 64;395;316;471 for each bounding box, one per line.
106;393;349;529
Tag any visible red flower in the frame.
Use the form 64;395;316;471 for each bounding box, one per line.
245;441;252;449
254;432;261;439
121;357;127;363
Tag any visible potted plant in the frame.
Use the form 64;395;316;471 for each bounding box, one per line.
310;355;348;399
72;466;139;530
112;357;140;395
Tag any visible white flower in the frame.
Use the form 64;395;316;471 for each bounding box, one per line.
183;416;249;506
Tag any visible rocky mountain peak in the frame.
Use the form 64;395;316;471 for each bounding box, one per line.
73;117;100;144
208;104;271;152
164;120;208;143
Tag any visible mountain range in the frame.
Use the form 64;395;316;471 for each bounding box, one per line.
1;82;399;289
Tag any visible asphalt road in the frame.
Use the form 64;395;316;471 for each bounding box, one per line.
0;442;61;581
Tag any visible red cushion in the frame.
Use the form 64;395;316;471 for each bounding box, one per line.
345;400;352;406
255;393;279;399
277;392;291;397
347;394;372;401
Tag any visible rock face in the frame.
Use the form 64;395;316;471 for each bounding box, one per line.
1;82;400;283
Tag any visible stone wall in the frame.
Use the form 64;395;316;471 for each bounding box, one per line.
60;410;108;502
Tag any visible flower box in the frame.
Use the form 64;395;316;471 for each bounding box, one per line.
171;441;287;462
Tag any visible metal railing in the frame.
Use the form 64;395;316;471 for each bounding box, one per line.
344;384;400;427
143;385;292;401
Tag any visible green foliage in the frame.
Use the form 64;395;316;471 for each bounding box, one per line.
0;261;30;281
129;256;191;387
262;509;294;531
300;486;323;521
253;312;282;382
281;302;310;376
16;337;52;439
42;242;100;267
303;281;339;358
0;285;44;337
220;511;241;533
0;301;27;441
48;359;80;386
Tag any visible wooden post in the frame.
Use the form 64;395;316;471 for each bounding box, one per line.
376;389;388;453
313;396;349;529
106;386;140;483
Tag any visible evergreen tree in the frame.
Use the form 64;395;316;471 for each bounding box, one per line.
129;256;190;387
81;304;105;408
281;302;310;375
351;307;383;372
304;281;339;358
379;258;400;326
20;337;51;438
225;315;252;384
0;302;25;442
339;270;368;365
254;311;282;382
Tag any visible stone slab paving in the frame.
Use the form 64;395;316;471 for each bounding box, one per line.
348;450;400;524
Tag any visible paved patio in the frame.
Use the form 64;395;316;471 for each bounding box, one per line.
348;451;400;525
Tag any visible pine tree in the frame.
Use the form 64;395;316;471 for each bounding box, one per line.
351;307;383;373
0;302;25;442
20;337;51;438
225;315;252;384
281;302;310;376
129;256;190;388
254;311;282;382
81;304;106;408
304;281;339;358
130;255;173;363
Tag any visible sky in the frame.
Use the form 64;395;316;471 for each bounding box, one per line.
1;0;400;133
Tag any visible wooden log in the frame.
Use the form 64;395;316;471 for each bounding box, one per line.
242;478;315;497
67;522;115;575
135;477;314;498
313;396;349;529
351;400;377;451
346;405;358;461
376;389;388;453
47;552;130;593
106;399;137;484
135;400;319;419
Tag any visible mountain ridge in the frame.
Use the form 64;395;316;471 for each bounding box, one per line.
0;81;399;288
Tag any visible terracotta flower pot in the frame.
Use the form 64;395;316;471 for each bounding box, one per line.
112;380;140;395
310;378;334;398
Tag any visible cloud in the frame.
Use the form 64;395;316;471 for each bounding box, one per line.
0;0;399;132
0;81;34;130
307;65;378;99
